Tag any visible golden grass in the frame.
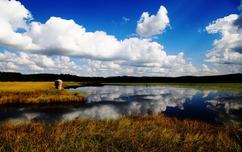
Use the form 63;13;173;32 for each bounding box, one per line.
0;82;85;104
0;82;51;92
0;116;241;152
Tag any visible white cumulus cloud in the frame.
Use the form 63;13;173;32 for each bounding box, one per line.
0;0;40;50
205;14;242;65
0;0;220;76
136;5;170;37
0;50;218;76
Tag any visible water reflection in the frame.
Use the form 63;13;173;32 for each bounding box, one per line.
64;86;217;121
0;86;241;125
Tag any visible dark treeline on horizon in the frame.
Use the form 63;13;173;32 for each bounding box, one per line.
0;72;242;83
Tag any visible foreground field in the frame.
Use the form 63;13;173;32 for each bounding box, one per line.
0;116;241;152
0;82;85;104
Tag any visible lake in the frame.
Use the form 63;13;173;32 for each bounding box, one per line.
0;85;242;125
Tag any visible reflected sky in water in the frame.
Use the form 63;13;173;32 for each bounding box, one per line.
0;86;241;125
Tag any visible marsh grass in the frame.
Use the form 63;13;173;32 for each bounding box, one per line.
0;116;241;152
103;83;242;92
0;82;85;104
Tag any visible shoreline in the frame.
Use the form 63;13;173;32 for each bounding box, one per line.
0;82;241;105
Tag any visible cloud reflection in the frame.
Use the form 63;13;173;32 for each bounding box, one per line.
63;86;212;121
0;86;241;125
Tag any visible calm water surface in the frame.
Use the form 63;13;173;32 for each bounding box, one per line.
0;86;241;125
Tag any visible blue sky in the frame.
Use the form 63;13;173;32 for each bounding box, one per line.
0;0;241;76
18;0;240;65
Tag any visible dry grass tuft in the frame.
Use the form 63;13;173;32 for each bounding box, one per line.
0;116;241;152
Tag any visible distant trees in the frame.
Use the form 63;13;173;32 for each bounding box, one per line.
0;71;242;83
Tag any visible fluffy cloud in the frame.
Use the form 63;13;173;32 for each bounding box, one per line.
0;0;30;30
27;17;174;67
0;0;218;76
136;5;170;37
0;50;217;76
0;50;84;74
28;17;123;60
0;0;40;50
205;14;242;65
0;1;172;65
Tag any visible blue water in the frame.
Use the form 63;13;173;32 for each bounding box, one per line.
0;86;241;125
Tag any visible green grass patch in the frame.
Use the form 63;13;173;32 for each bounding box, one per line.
66;90;89;97
63;82;88;97
103;83;242;92
63;81;84;88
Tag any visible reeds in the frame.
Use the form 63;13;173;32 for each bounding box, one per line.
0;116;241;152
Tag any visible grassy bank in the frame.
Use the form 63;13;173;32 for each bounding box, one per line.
0;116;241;152
103;83;242;92
0;82;85;104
